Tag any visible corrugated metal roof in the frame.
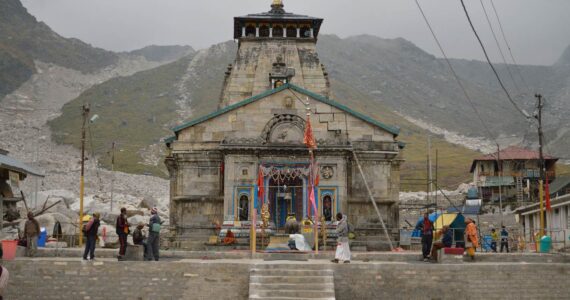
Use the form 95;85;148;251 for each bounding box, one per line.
549;176;570;196
0;154;44;177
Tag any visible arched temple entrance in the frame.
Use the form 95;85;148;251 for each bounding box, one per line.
262;165;307;229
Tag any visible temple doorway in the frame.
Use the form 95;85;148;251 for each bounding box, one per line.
268;176;304;229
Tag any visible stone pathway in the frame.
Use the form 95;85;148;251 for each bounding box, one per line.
249;263;335;300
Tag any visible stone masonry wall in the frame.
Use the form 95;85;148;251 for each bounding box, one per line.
4;259;570;300
3;259;250;300
334;262;570;300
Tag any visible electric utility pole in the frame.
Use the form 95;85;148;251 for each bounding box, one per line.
535;94;545;236
79;104;90;246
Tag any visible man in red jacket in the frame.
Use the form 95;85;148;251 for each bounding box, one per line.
116;207;129;261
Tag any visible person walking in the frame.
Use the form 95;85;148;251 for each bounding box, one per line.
83;213;101;261
146;207;162;261
331;213;351;264
465;218;479;260
116;207;130;261
416;212;434;262
23;212;40;257
490;228;499;253
500;226;510;253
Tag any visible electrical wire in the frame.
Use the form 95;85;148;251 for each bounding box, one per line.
489;0;531;88
459;0;531;120
479;0;522;93
414;0;496;142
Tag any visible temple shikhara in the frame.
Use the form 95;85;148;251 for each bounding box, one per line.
165;0;404;249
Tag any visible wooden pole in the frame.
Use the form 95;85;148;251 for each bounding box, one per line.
79;104;90;246
352;151;394;250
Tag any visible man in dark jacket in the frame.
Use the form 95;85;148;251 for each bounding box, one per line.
416;212;434;262
83;213;100;261
23;212;40;257
146;207;162;261
116;207;129;261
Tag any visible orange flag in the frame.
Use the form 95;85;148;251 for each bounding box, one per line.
303;118;317;150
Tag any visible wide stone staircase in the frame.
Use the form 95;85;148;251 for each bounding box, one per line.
249;264;336;300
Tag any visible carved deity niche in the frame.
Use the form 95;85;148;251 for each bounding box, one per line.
261;114;306;145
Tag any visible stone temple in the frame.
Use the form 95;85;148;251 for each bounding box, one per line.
165;0;404;249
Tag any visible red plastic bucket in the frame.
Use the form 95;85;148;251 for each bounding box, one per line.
2;240;18;260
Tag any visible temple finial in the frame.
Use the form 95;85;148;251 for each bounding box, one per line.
270;0;285;14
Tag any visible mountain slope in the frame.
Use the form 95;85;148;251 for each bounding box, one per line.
128;45;195;63
49;40;479;189
48;41;237;176
318;35;570;159
0;0;118;99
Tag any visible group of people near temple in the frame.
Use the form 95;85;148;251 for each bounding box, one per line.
416;211;510;262
82;207;163;261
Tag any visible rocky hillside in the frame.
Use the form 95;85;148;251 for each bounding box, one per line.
316;34;570;160
128;45;195;63
49;39;479;189
0;0;119;99
49;41;238;177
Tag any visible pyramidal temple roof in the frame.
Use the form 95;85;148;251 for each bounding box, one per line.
171;83;400;137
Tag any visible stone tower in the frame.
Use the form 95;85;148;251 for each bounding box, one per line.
219;0;330;107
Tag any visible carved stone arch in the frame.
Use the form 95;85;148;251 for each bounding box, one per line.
261;114;306;145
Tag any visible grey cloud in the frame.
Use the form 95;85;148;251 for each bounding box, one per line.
21;0;570;65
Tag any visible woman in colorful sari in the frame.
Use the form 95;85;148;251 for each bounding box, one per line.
332;213;351;263
465;218;479;260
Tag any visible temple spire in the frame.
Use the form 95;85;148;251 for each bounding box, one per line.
270;0;285;14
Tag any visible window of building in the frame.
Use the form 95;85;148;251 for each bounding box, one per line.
273;25;283;37
245;25;256;37
259;25;270;37
286;26;297;37
300;26;311;38
238;195;249;221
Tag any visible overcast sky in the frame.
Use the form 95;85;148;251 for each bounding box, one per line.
21;0;570;66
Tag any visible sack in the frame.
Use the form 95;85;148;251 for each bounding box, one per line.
151;223;161;233
0;266;9;293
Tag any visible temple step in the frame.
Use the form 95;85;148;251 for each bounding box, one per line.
249;265;335;300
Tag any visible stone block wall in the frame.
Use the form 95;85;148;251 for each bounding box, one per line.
334;263;570;300
4;259;570;300
3;260;250;300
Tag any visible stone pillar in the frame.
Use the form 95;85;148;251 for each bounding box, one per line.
269;27;273;38
283;28;287;38
241;26;246;38
296;28;300;38
255;26;260;38
310;28;314;38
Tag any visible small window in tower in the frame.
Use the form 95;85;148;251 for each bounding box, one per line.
301;26;311;38
259;25;270;37
245;25;256;37
274;80;285;88
273;25;284;38
286;26;297;38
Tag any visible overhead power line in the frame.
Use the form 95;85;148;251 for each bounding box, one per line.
479;0;521;93
459;0;531;120
489;0;531;88
413;0;496;141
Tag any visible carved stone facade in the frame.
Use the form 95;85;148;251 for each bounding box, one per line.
165;2;404;247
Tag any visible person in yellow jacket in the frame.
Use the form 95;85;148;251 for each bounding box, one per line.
465;218;479;260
